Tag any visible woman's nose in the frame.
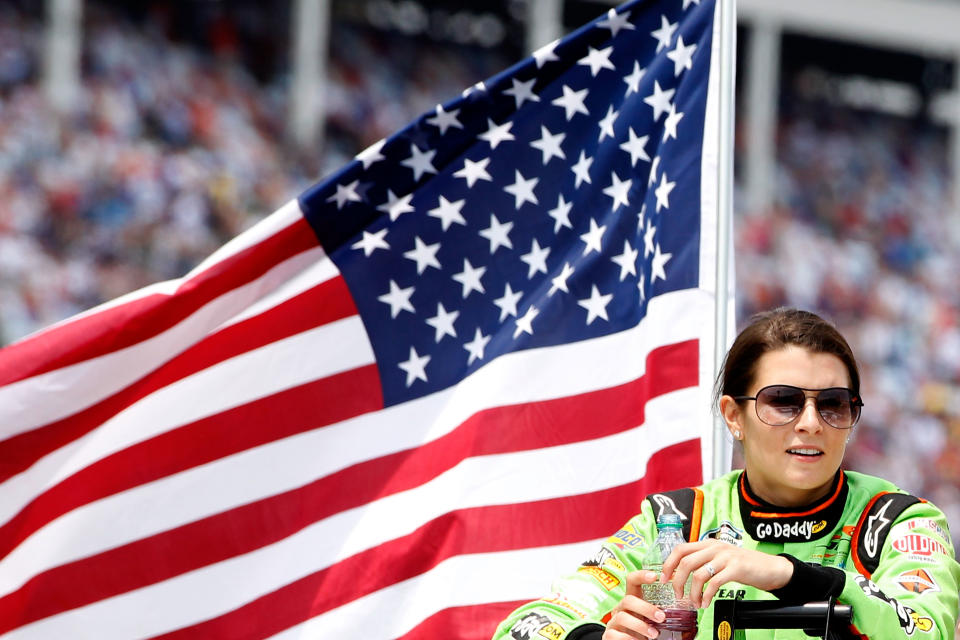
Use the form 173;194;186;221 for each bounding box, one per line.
795;397;823;432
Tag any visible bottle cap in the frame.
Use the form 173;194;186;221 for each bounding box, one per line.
656;513;683;528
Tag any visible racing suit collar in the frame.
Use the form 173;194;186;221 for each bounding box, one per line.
738;470;847;543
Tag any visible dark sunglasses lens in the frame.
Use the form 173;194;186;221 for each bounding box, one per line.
755;385;805;425
816;388;859;428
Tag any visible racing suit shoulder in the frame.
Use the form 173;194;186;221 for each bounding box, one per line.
490;475;741;640
842;470;904;507
837;475;960;639
641;473;747;548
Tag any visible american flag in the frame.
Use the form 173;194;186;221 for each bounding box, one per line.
0;0;727;638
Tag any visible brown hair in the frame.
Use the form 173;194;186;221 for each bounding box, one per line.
716;308;860;404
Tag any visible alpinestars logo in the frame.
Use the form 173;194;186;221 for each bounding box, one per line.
651;494;688;521
865;498;894;558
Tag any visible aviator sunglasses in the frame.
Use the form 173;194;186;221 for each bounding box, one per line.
734;384;863;429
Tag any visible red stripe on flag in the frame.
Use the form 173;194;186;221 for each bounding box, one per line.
146;441;701;640
0;275;358;481
0;217;319;387
0;345;697;633
0;340;695;572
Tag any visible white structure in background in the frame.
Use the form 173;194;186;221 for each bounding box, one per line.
43;0;82;116
290;0;331;147
736;0;960;211
41;0;960;196
526;0;563;55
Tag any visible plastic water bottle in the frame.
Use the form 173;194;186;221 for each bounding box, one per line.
641;514;698;639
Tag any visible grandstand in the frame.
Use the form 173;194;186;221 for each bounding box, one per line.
1;0;959;541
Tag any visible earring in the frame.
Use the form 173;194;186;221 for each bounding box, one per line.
734;430;741;440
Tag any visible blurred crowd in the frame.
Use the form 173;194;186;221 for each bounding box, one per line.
0;0;506;342
0;2;307;339
1;2;958;527
736;106;960;527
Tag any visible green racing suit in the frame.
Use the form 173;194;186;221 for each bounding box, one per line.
492;470;960;640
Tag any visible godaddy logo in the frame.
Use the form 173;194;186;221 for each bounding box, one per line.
755;519;824;540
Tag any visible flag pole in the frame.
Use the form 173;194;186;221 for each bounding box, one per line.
712;0;736;480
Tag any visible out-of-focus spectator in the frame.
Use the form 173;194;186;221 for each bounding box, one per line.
0;0;506;344
736;103;960;530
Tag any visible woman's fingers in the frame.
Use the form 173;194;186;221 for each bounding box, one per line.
660;541;711;582
602;607;662;640
683;563;711;608
619;594;666;626
664;544;722;601
604;573;668;640
658;542;797;608
700;564;730;608
660;541;750;607
624;570;659;596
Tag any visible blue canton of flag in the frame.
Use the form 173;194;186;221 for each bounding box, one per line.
300;0;715;407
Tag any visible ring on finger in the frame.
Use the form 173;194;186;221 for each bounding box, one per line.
704;563;716;577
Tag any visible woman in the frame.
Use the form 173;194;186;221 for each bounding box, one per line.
492;308;960;640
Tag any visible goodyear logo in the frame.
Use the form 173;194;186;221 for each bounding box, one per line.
717;620;732;640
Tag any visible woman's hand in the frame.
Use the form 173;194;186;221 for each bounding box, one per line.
659;540;794;608
601;570;667;639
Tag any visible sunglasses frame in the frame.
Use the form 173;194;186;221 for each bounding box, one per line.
734;384;864;430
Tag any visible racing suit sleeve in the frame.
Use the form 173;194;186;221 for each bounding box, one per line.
773;502;960;639
490;504;657;640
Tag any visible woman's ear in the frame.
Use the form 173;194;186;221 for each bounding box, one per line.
719;395;743;440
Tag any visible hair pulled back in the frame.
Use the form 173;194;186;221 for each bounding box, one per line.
717;308;860;405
